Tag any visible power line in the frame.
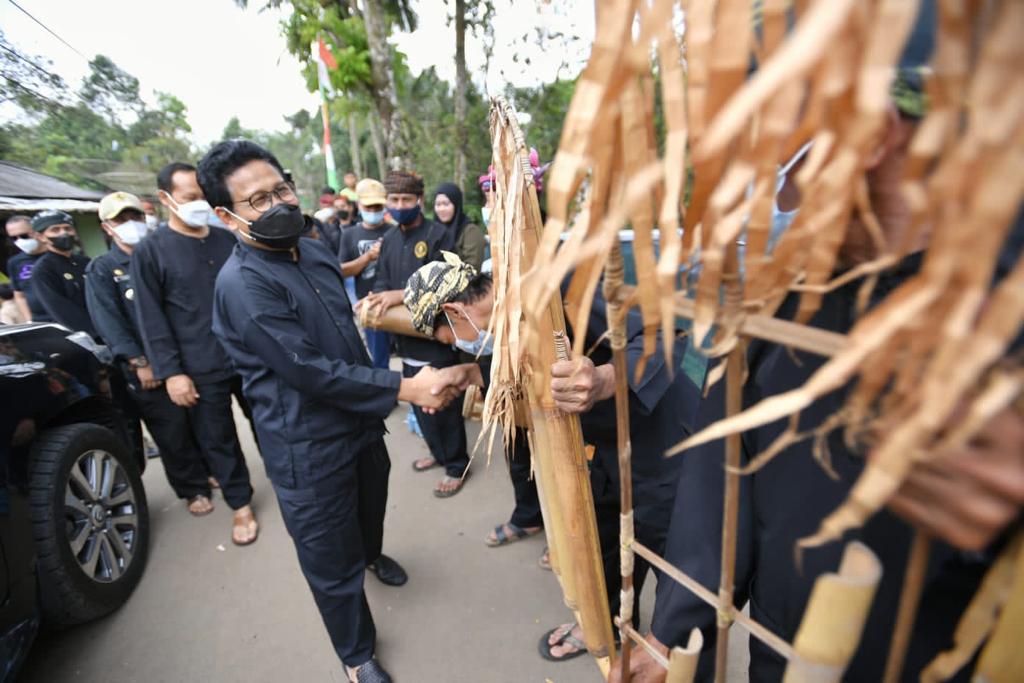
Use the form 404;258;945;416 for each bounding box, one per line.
6;0;89;61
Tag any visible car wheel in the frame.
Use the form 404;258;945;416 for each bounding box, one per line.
28;423;150;628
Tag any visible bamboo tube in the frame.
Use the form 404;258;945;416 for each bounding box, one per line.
974;532;1024;682
782;542;882;683
881;530;931;683
357;301;431;339
667;629;704;683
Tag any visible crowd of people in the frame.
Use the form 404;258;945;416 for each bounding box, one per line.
3;17;1023;680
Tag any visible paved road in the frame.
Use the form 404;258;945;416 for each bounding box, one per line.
20;401;613;683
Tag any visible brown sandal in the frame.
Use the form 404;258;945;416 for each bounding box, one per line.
231;506;259;546
187;495;214;517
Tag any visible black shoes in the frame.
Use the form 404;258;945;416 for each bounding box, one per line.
367;554;408;586
350;658;393;683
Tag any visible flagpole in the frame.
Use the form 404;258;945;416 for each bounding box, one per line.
313;35;339;190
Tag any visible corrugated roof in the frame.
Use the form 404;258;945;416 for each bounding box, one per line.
0;160;105;200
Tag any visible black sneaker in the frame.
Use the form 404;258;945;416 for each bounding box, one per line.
367;554;408;586
352;659;392;683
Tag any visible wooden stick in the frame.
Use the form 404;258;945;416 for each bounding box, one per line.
632;541;796;660
714;345;745;683
606;239;635;681
882;530;931;683
357;301;432;339
667;629;705;683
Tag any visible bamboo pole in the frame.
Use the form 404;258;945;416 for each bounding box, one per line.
782;542;883;683
881;530;931;683
356;301;431;339
605;238;635;680
490;97;615;660
714;344;745;683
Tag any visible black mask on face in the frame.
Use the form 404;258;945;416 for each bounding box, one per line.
244;203;307;249
338;209;351;221
49;234;75;252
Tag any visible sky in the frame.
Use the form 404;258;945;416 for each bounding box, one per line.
0;0;593;145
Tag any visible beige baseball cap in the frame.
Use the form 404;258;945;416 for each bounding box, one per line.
355;178;386;206
98;191;144;221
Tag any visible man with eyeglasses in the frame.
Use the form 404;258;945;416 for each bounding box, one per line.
131;161;259;546
201;139;479;683
29;210;95;337
4;214;50;323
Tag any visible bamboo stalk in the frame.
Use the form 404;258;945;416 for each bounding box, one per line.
714;344;745;683
605;238;635;681
881;530;931;683
974;532;1024;682
782;542;883;683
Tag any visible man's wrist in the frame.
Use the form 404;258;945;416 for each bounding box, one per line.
596;363;617;402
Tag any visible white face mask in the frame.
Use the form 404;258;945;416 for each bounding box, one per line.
166;195;213;228
14;237;40;254
145;214;159;228
111;220;149;246
481;206;491;227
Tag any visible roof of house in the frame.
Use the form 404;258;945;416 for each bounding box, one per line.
0;160;105;202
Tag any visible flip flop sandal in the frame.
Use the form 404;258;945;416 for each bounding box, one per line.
433;474;467;498
231;515;259;546
412;457;441;472
538;624;588;662
187;495;214;517
538;546;552;570
485;523;541;547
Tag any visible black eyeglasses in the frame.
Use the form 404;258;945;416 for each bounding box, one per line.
234;182;297;213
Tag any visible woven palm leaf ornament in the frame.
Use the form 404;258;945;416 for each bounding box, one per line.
498;0;1024;680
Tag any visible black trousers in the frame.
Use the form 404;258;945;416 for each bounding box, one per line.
273;438;391;669
122;366;209;500
402;363;469;478
230;374;260;452
189;377;253;509
109;367;143;461
507;428;543;529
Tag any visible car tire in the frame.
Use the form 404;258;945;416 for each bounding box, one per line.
28;423;149;628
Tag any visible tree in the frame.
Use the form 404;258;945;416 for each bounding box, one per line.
447;0;494;189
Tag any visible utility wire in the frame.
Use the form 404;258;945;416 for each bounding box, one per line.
6;0;90;61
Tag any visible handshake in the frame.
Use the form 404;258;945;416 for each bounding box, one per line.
397;363;484;413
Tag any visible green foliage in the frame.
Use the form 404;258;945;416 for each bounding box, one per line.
508;78;576;165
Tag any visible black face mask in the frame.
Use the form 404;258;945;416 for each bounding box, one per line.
245;203;307;249
338;209;351;222
49;234;75;252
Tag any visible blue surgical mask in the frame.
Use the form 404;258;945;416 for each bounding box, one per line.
446;308;493;356
361;209;385;225
388;205;421;226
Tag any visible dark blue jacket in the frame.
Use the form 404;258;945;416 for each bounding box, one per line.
84;245;143;361
31;251;95;338
650;253;987;682
575;286;701;528
212;238;401;489
130;224;236;382
6;252;51;321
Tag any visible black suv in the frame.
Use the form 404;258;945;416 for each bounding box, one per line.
0;323;149;681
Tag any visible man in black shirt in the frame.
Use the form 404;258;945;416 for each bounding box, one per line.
132;161;258;546
4;215;50;322
362;170;470;498
203;140;476;683
86;191;211;515
29;210;95;337
340;178;393;369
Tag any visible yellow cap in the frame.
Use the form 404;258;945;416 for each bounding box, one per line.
355;178;386;206
98;191;144;221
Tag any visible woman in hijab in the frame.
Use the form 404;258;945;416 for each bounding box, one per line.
432;182;486;271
